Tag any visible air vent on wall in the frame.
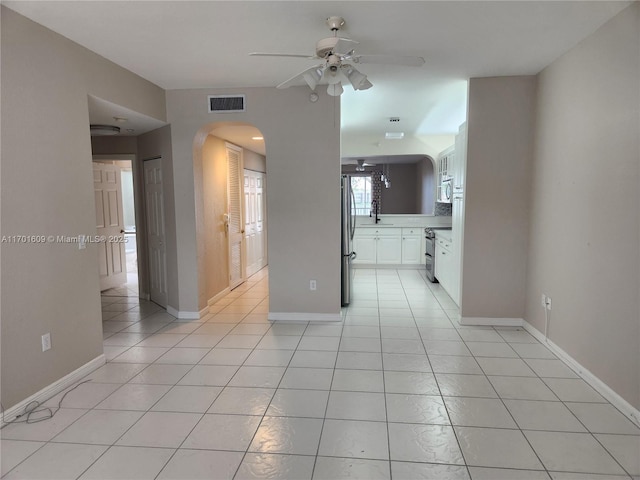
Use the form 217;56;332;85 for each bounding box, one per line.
208;95;246;113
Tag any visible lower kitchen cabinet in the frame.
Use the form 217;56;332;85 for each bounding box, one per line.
353;227;423;266
435;232;459;305
401;228;424;264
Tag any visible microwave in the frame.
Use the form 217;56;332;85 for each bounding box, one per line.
438;177;453;203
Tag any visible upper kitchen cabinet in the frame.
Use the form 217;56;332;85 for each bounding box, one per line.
452;123;467;193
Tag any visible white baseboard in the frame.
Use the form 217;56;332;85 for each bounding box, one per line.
460;317;524;327
166;305;209;320
268;312;342;322
208;288;230;307
2;354;106;424
522;320;640;428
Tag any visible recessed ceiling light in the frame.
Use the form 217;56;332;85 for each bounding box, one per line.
113;116;128;123
385;132;404;140
251;136;264;140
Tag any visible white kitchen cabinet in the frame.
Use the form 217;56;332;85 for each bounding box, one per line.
353;235;376;264
435;231;460;305
401;228;424;264
377;236;402;264
352;228;402;265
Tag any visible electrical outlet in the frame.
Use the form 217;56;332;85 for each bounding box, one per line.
41;333;51;352
545;296;552;311
541;294;547;308
309;280;317;291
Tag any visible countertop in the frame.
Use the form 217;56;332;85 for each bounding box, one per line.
435;229;453;242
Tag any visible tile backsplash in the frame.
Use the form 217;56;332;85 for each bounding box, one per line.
435;202;452;216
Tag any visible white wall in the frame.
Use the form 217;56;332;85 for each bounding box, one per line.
461;76;537;320
0;8;166;408
525;3;640;409
166;87;341;317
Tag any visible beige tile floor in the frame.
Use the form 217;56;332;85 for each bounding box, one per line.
2;268;639;479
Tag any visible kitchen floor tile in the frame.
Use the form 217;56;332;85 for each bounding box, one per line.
388;423;464;464
565;403;640;434
314;457;390;480
339;337;382;352
0;440;45;477
266;388;329;418
436;373;498;398
524;359;578;378
52;409;143;444
386;393;450;424
95;384;171;411
198;347;252;365
382;353;431;372
455;426;543;470
429;355;483;374
155;347;210;364
85;363;147;383
236;453;315;480
256;335;302;350
216;334;263;349
78;445;174;479
151;385;222;412
326;391;387;421
156;449;244;480
336;351;383;370
1;409;87;442
248;416;324;455
488;376;558;401
175;334;223;348
384;371;439;394
182;414;261;451
244;349;294;367
279;367;333;390
116;411;201;448
468;467;550;479
290;350;337;368
476;357;536;377
319;419;389;460
111;346;170;363
505;399;587;432
208;387;275;415
128;363;192;385
510;342;557;359
341;325;381;338
542;378;606;403
43;382;121;409
331;369;384;392
227;366;286;388
466;342;518;358
391;461;470;480
595;434;640;475
3;442;107;480
444;397;517;428
524;430;626;475
424;340;472;356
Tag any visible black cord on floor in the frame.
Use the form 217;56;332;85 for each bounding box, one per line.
0;379;92;429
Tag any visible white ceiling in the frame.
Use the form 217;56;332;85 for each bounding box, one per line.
7;1;630;157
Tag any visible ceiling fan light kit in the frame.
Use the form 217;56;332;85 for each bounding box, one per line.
250;16;424;96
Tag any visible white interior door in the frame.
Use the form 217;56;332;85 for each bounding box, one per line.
94;163;127;290
226;144;245;289
144;158;168;307
244;169;267;277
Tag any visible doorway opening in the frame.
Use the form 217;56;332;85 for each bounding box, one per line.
92;157;139;297
193;122;268;311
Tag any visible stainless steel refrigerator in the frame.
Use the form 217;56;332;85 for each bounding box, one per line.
341;175;356;306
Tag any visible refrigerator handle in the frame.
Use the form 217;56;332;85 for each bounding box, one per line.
350;184;357;240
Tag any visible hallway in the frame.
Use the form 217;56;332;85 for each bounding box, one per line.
1;268;638;479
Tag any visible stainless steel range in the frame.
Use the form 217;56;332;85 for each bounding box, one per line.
425;228;437;283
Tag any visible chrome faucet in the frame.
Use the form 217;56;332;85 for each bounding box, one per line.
370;200;380;224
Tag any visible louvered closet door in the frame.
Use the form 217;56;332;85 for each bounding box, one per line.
227;145;245;289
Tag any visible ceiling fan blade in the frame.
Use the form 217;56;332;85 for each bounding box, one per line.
276;64;324;89
353;54;425;66
249;52;317;60
333;38;359;55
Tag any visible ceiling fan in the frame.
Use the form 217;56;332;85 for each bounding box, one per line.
249;16;425;96
355;159;374;171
